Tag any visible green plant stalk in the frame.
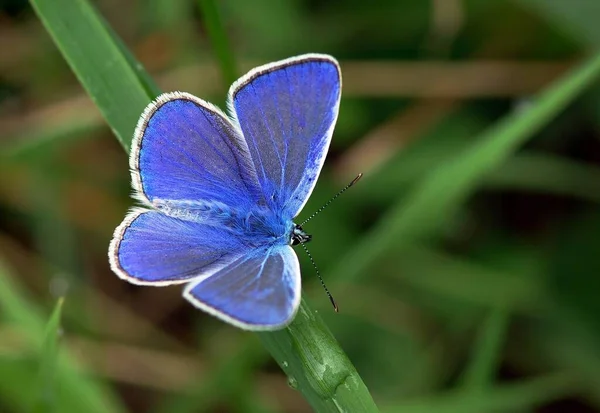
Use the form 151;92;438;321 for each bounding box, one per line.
30;0;157;151
30;0;379;411
32;297;64;413
332;51;600;284
459;308;510;391
259;298;379;412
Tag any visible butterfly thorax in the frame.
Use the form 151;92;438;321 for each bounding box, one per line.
152;198;305;247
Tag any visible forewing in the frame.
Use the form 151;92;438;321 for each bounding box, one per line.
131;92;261;208
183;246;301;330
109;209;248;286
228;54;341;218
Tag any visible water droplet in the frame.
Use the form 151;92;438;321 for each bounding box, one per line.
287;376;298;390
282;361;288;368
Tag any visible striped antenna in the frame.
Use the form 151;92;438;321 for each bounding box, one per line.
300;173;363;227
300;243;338;312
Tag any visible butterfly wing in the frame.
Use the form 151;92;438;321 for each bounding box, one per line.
109;209;249;286
131;92;261;208
183;246;300;330
228;54;341;218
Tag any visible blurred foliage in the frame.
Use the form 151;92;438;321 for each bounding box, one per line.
1;0;600;412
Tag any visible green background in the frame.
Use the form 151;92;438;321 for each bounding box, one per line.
1;0;600;412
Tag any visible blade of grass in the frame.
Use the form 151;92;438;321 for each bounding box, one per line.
485;153;600;201
259;298;379;412
458;308;510;391
106;21;162;100
30;0;159;151
0;259;127;413
517;0;600;47
350;106;600;205
361;146;600;205
31;0;379;411
197;0;238;87
384;244;544;312
380;372;578;413
334;52;600;284
32;297;65;413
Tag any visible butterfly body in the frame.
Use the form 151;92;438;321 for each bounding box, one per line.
109;54;341;330
153;198;296;248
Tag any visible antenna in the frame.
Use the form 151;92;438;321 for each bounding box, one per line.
300;243;338;312
300;173;363;227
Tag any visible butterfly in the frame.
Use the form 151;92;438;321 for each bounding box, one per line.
108;54;341;331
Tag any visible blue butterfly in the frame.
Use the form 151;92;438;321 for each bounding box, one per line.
108;54;341;330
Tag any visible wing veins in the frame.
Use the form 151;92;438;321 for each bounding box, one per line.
268;73;290;193
251;83;285;177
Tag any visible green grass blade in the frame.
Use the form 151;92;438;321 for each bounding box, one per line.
197;0;238;86
258;298;379;412
334;52;600;284
106;22;162;100
31;0;379;411
459;308;510;391
361;144;600;204
486;153;600;202
381;373;578;413
31;297;65;413
29;0;159;150
517;0;600;46
0;260;127;413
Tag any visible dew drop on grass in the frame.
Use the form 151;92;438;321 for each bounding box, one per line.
287;376;298;390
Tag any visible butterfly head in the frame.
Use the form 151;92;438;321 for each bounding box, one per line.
291;224;311;246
